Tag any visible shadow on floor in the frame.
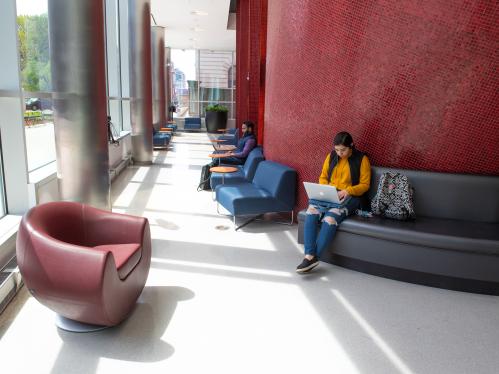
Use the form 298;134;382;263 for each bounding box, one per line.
50;286;194;374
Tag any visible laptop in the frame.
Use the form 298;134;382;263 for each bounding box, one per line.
303;182;343;204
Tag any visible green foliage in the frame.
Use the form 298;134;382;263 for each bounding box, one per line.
205;104;229;113
24;110;43;118
17;14;51;92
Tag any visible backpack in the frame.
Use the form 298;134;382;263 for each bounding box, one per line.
197;163;212;191
371;172;415;220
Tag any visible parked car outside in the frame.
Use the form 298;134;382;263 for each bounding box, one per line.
25;98;42;110
25;98;53;111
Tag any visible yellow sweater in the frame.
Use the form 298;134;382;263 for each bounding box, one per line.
319;153;371;196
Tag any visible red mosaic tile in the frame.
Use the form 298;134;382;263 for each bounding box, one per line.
260;0;499;210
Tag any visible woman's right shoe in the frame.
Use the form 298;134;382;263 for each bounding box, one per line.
296;257;319;273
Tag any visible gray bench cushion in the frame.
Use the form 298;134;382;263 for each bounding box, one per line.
297;211;499;254
341;216;499;255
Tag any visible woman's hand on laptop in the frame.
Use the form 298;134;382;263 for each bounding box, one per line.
338;189;350;201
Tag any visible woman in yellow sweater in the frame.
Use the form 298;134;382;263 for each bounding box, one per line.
297;131;371;273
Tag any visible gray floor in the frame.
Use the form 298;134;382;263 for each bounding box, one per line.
1;132;498;374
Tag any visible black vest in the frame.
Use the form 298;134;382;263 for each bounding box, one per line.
327;148;364;191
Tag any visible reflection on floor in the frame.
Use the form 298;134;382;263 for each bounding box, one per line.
1;132;498;374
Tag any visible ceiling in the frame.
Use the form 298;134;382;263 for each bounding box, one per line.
151;0;236;51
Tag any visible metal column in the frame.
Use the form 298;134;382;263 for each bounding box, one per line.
151;26;166;131
48;0;110;209
128;0;153;163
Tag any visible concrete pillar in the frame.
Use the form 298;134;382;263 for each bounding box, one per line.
151;26;166;131
128;0;153;163
48;0;110;209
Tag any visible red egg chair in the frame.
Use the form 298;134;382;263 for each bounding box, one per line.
16;201;151;330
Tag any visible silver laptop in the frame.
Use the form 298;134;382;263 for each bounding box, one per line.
303;182;341;204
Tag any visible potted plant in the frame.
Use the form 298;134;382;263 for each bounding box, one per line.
205;104;228;133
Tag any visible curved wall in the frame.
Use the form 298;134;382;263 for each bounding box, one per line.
263;1;499;210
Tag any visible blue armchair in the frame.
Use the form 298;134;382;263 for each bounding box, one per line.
153;127;171;148
217;128;238;146
210;147;264;190
215;160;297;230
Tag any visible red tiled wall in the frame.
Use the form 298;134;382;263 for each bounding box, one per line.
263;0;499;210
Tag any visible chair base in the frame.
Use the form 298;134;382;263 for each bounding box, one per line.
55;314;109;333
233;211;294;231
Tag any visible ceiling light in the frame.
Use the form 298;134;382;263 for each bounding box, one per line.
190;10;208;16
192;27;204;32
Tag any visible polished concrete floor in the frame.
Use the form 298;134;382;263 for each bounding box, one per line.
1;132;499;374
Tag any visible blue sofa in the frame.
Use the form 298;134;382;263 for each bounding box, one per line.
216;161;297;230
210;147;265;190
184;117;202;130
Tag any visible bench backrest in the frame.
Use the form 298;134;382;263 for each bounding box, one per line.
185;117;201;125
368;167;499;223
242;147;265;181
253;161;297;210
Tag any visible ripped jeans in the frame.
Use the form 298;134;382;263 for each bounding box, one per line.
303;197;361;258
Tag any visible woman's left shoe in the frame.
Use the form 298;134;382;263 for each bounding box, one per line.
296;257;319;273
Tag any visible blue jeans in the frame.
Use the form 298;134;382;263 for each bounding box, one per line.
303;197;361;258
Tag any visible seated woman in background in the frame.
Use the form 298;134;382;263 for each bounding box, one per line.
297;131;371;273
216;121;256;165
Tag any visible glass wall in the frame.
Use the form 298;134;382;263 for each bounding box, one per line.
171;49;236;120
16;0;56;173
105;0;130;136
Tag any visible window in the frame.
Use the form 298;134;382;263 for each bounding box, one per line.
105;0;130;135
17;0;56;173
171;49;236;120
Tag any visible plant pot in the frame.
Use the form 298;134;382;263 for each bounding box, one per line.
205;111;228;133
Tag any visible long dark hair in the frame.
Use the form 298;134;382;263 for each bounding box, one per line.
327;131;359;182
333;131;354;148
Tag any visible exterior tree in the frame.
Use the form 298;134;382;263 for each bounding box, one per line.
17;14;50;92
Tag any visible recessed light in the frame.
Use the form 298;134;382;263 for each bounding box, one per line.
192;27;204;32
190;10;208;16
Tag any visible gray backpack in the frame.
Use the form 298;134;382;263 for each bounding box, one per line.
371;172;415;220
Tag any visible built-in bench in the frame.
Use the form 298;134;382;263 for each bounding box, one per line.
298;167;499;295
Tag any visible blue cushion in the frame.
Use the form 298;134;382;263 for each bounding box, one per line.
216;183;289;216
241;147;264;180
251;161;296;210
